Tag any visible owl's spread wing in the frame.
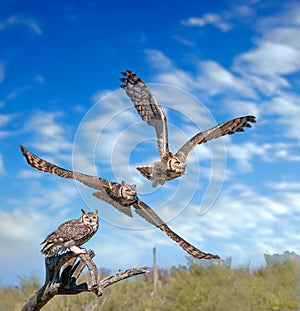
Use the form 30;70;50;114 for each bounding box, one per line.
132;199;219;260
92;191;133;217
120;70;169;158
20;145;111;190
176;116;256;161
20;146;133;217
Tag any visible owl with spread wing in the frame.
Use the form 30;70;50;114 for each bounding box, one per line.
20;145;220;260
120;70;256;187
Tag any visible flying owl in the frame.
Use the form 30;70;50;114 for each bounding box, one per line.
41;208;99;257
120;70;256;187
20;145;219;260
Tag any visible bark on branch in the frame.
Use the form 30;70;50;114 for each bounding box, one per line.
21;249;149;311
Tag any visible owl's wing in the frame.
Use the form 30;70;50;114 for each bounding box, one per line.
42;220;91;244
20;145;111;190
20;146;133;217
132;199;219;260
41;220;94;256
176;116;256;161
92;191;133;217
120;70;169;158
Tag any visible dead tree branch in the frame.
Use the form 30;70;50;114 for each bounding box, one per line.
21;249;149;311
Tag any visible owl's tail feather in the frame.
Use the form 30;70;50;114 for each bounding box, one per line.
41;243;62;257
137;166;164;187
136;166;152;180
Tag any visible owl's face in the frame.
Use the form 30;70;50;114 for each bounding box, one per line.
168;155;185;174
120;181;137;203
81;209;99;231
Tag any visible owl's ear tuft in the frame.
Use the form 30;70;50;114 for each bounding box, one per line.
81;209;87;214
94;209;98;215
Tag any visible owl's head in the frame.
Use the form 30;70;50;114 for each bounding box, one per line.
168;154;185;173
120;181;137;203
81;209;99;230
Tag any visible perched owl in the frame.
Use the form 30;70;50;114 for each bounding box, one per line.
41;209;99;257
120;70;256;187
20;145;219;260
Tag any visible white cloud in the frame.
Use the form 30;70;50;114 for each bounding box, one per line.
182;14;233;32
145;50;257;99
172;35;195;47
0;113;16;139
144;49;174;70
0;114;12;127
1;15;42;35
6;86;29;100
225;100;261;119
195;60;257;99
261;95;300;141
0;209;45;241
256;3;300;31
181;4;255;33
0;154;4;175
23;110;73;157
9;179;78;214
235;41;300;79
169;182;300;266
0;62;4;83
226;140;300;173
267;181;300;191
18;169;43;179
34;74;45;84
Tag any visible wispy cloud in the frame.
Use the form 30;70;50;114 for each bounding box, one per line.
144;49;174;71
34;74;45;84
261;95;300;141
234;41;300;84
0;15;42;35
267;181;300;191
0;62;4;83
172;182;300;266
172;35;195;47
0;154;4;175
195;60;258;99
181;4;255;32
6;86;29;100
182;14;233;32
0;113;16;139
22;110;73;158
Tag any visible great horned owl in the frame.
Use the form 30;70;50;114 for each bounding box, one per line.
41;209;99;257
120;70;256;187
20;146;219;260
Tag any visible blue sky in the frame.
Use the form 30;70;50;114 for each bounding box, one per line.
1;0;300;286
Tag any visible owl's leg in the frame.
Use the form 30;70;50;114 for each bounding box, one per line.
152;173;165;187
152;178;159;188
70;245;87;255
158;178;165;185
